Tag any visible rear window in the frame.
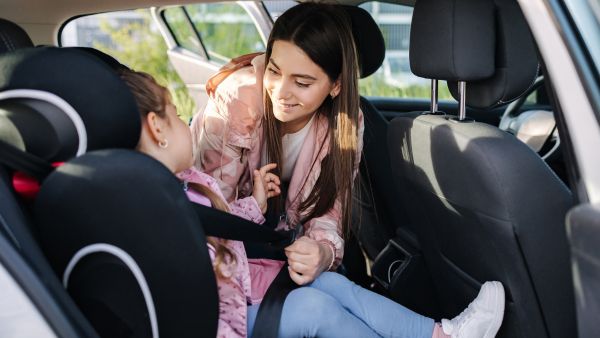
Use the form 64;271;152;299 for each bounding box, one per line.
60;10;195;121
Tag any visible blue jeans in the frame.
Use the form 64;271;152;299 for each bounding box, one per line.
247;272;434;338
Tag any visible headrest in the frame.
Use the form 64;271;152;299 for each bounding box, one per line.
70;46;128;72
0;47;140;162
409;0;495;81
0;18;34;55
34;149;218;337
342;5;385;78
447;0;539;109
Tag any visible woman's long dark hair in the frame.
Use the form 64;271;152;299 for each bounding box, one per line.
263;3;360;235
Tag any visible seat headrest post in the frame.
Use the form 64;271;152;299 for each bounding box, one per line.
431;79;439;114
450;81;474;123
459;81;466;120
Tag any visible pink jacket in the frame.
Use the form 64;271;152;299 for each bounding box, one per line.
177;168;264;338
191;54;364;301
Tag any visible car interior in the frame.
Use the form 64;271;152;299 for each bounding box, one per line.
0;0;596;337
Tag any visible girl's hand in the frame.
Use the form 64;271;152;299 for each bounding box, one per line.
252;163;281;214
285;237;334;285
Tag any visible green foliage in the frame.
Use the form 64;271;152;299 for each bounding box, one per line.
93;9;196;122
186;4;265;60
359;74;455;100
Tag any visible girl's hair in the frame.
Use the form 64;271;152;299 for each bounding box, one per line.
120;69;236;279
263;3;360;235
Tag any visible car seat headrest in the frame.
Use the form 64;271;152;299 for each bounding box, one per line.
34;149;218;337
409;0;496;82
342;5;385;78
69;46;128;72
0;18;34;55
0;47;140;162
447;0;539;109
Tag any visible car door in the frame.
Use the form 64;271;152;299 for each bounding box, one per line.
521;0;600;336
151;2;274;114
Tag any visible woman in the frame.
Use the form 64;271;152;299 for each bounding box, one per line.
193;3;504;338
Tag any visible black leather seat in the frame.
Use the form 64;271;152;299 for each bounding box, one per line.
388;0;576;336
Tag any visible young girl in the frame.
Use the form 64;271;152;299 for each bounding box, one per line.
120;69;280;337
122;67;504;338
192;3;505;338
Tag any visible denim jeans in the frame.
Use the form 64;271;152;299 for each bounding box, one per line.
247;271;434;338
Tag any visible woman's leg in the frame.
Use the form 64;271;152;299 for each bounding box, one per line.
247;287;381;338
309;272;435;338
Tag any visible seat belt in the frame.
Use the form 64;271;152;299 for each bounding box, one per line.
0;140;53;181
191;202;301;338
251;264;298;338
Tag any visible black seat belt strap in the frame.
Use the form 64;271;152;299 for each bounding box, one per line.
0;140;53;181
251;264;298;338
189;202;286;242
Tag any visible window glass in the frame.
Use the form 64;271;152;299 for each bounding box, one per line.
163;7;203;55
185;3;265;63
60;10;195;121
263;1;297;20
359;2;453;99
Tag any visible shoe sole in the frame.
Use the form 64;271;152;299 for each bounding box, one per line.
483;281;505;338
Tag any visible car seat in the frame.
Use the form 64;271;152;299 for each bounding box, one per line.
388;0;576;336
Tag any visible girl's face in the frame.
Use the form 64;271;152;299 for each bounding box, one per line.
264;40;340;134
162;96;193;173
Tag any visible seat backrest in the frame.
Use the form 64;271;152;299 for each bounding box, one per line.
388;0;576;337
34;149;219;338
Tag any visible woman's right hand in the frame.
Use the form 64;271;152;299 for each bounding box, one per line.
252;163;281;213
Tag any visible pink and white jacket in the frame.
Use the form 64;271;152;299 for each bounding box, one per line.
191;53;364;303
177;168;264;338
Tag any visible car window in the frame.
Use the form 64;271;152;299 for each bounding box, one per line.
358;2;453;99
59;10;196;121
181;3;265;64
263;1;297;20
162;7;203;55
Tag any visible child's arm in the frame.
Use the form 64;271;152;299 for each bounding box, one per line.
227;163;280;224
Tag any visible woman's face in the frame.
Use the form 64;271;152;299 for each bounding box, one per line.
264;40;340;134
162;96;193;172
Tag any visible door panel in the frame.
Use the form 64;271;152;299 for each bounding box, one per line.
567;204;600;338
166;48;219;114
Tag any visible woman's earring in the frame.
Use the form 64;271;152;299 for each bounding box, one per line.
158;139;169;149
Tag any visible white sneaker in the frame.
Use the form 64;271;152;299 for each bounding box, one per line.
441;281;505;338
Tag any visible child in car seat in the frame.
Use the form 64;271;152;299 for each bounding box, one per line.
120;69;281;338
121;68;506;338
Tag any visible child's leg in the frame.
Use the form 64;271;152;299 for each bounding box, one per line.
247;287;381;338
309;272;435;338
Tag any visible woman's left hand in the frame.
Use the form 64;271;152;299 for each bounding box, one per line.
285;237;333;285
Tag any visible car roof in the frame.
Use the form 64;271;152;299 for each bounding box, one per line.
0;0;416;45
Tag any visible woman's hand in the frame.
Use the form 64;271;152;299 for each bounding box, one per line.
285;237;334;285
252;163;281;213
